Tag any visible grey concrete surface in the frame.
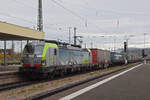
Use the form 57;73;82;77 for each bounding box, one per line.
72;64;150;100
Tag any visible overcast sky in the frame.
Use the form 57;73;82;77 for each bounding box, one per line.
0;0;150;50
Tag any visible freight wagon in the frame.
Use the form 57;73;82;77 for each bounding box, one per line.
127;54;141;63
110;52;125;65
90;49;111;68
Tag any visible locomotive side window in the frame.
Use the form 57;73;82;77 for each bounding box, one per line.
54;49;57;55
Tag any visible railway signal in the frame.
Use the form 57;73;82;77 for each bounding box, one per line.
124;42;127;53
142;49;145;58
142;49;147;58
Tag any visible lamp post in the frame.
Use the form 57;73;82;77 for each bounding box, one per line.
74;27;77;45
103;35;116;51
91;42;93;48
68;27;72;44
96;35;115;50
113;36;116;52
144;33;147;49
143;33;148;64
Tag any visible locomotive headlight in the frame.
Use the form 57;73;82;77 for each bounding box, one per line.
41;60;46;66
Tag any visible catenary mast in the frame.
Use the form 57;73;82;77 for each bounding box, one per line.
37;0;43;32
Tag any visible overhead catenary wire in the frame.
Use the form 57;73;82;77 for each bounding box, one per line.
49;0;150;34
13;0;69;32
0;13;63;32
2;0;106;33
50;0;85;21
2;0;147;39
13;0;37;10
67;1;150;17
0;1;61;32
0;12;36;25
49;0;107;32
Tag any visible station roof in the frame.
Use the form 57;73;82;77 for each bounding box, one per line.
0;21;45;40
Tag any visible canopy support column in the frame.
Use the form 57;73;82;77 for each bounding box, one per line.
4;40;7;66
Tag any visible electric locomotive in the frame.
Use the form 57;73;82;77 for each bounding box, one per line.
19;41;92;78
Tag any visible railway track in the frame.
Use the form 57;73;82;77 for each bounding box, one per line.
1;62;21;65
0;81;28;91
0;65;106;92
0;79;51;92
0;72;26;92
0;72;48;92
0;73;18;80
0;71;93;92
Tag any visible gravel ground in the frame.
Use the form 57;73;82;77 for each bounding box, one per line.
0;77;22;86
0;71;21;85
0;64;137;100
0;65;20;72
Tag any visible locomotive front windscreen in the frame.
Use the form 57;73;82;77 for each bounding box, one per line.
24;45;44;55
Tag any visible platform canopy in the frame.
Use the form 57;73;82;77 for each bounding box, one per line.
0;21;45;40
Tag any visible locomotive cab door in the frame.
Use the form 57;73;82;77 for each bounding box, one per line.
46;48;57;66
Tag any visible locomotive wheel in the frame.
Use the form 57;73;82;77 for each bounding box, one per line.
77;67;81;73
82;67;86;72
102;64;105;69
67;68;71;74
60;70;64;77
48;72;55;79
